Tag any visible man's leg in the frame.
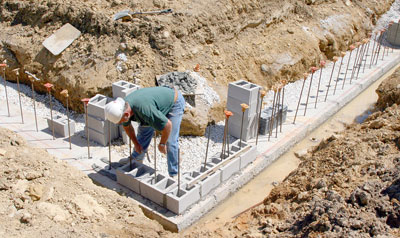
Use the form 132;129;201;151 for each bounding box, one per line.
131;126;154;162
166;92;185;176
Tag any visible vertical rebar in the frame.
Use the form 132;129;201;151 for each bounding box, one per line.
350;44;360;83
325;57;338;102
374;31;384;65
61;90;71;148
82;98;90;159
343;45;355;89
355;39;369;82
108;120;111;170
239;103;249;149
45;83;55;140
275;87;281;138
256;90;266;145
370;33;378;68
315;61;325;108
280;83;286;133
304;67;317;116
30;77;39;132
203;123;211;170
268;88;277;140
129;137;132;169
334;52;346;95
178;148;181;196
154;131;157;180
1;64;10;117
13;69;24;123
293;74;308;124
221;115;227;158
362;37;371;73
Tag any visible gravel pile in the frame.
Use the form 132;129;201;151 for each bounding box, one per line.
156;71;197;95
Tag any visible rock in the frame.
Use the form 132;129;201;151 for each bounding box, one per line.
261;64;268;72
315;179;326;189
72;194;106;218
0;148;6;156
25;171;42;180
37;202;71;222
29;184;44;201
369;120;384;129
0;178;10;190
20;212;32;224
180;107;208;136
294;148;308;158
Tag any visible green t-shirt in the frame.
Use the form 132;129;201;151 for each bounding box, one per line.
122;87;175;131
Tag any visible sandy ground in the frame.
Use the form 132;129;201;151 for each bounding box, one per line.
0;129;170;237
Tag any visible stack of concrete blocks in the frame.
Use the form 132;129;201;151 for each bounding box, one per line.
116;141;258;214
86;94;119;146
387;23;400;46
227;80;261;141
46;115;75;137
258;104;288;135
112;80;140;144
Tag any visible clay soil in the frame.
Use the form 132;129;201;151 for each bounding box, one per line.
1;0;400;237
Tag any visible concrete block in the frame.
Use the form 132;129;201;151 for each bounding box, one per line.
228;114;258;141
87;94;113;120
239;146;258;169
87;115;119;137
226;96;258;115
141;174;177;206
116;162;150;194
198;168;221;197
220;154;241;182
46;115;75;137
85;126;119;146
259;105;288;135
112;80;140;98
227;80;261;104
387;23;400;46
166;184;201;214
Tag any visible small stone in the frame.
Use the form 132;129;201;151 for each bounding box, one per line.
294;148;308;158
0;148;6;156
287;29;294;34
261;64;268;72
119;43;127;50
29;184;44;201
162;31;170;39
315;179;326;189
20;212;32;224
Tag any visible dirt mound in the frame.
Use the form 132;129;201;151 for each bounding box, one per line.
0;0;393;121
0;127;168;237
376;69;400;110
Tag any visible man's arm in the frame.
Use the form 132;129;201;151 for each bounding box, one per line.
158;119;172;154
123;123;143;154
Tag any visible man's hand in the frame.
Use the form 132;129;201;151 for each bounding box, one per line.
158;143;167;154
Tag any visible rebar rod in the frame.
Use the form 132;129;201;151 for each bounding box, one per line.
325;57;338;102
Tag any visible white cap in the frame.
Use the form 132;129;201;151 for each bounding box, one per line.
105;97;126;124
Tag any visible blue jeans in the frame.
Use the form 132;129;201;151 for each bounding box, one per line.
131;92;185;176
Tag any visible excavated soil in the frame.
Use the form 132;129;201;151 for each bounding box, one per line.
0;0;394;125
0;129;169;237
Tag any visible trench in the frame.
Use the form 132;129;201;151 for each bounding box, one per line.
185;63;400;232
